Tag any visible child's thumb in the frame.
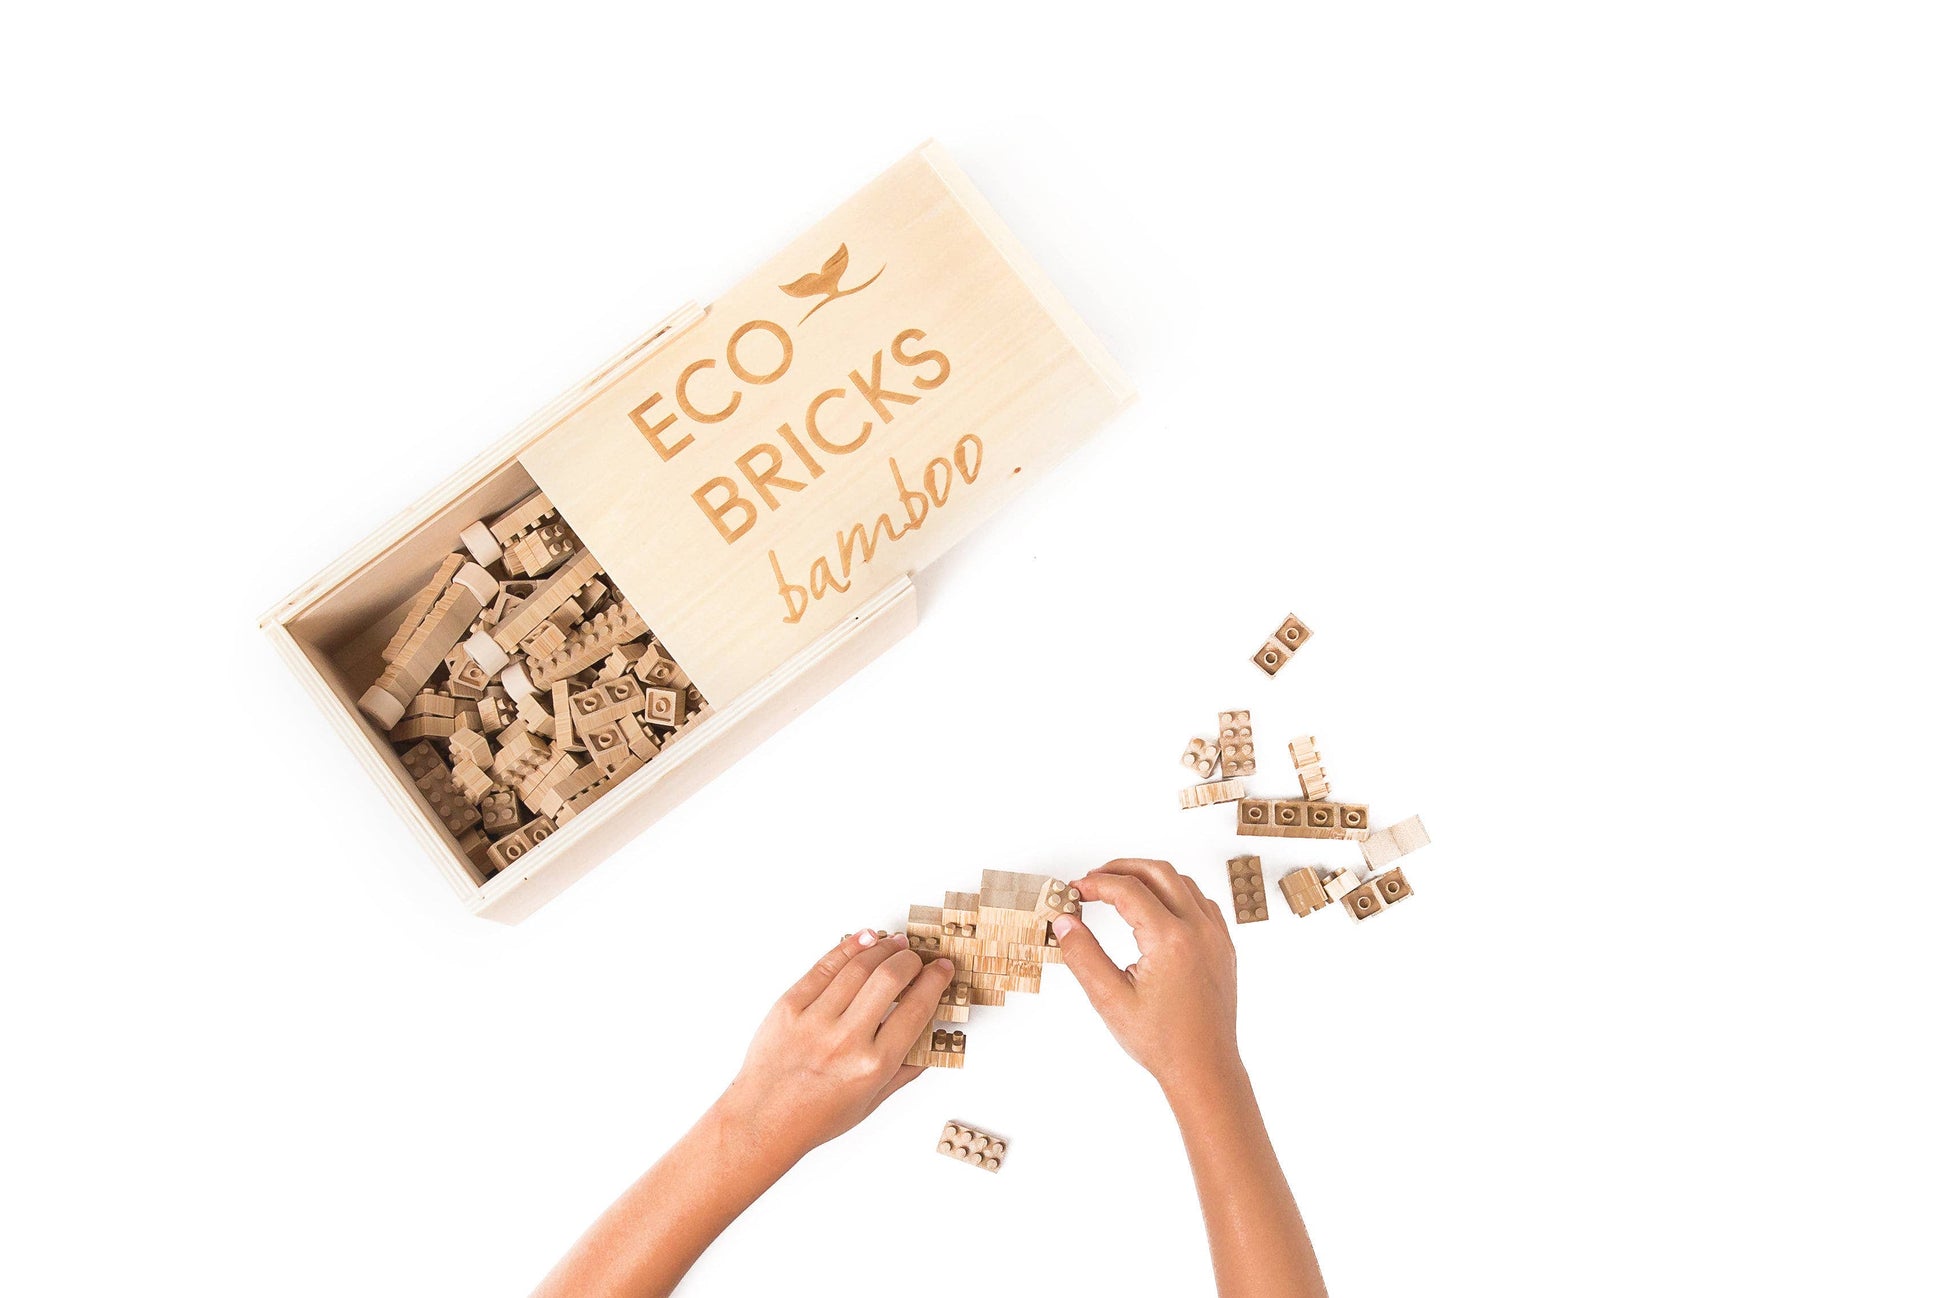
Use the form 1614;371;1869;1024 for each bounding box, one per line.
1052;914;1126;1012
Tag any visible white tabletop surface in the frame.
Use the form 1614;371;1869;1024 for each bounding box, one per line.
5;3;1940;1294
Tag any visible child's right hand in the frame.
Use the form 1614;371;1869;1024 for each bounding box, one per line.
1053;859;1243;1094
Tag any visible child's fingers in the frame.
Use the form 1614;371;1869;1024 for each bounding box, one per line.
1178;875;1228;928
874;957;959;1058
842;947;926;1031
1074;871;1175;941
1179;872;1216;911
810;932;908;1017
1091;858;1200;919
1049;912;1133;1015
780;929;880;1011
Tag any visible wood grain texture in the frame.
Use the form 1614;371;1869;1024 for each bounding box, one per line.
520;142;1134;705
1360;815;1430;869
1179;776;1248;809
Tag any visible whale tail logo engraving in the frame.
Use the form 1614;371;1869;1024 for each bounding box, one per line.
780;244;884;323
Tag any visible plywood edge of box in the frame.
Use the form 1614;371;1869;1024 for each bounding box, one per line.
256;300;709;630
469;575;921;924
915;140;1136;412
263;620;483;901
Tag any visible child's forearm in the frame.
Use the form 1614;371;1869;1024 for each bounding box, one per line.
532;1098;803;1298
533;930;949;1298
1057;862;1329;1295
1163;1053;1328;1298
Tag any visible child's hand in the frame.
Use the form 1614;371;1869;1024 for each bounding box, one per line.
715;929;957;1159
1054;859;1242;1093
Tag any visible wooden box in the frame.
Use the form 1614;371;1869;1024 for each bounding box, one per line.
261;143;1133;922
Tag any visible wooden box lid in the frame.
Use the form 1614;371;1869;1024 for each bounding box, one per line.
521;142;1133;705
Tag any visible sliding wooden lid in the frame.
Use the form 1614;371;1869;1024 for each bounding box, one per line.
521;142;1133;704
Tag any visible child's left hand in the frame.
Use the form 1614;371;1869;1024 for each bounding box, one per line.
714;929;956;1159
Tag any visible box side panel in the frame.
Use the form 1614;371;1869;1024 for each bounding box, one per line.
521;144;1131;707
471;576;920;923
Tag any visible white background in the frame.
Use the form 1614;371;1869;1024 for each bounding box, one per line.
3;3;1941;1295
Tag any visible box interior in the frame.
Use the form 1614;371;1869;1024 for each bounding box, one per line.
283;457;545;891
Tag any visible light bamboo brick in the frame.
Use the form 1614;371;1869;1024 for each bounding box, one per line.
1227;855;1269;923
1179;777;1249;809
1360;815;1430;870
937;1122;1006;1171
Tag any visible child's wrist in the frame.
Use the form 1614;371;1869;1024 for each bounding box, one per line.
1156;1047;1250;1111
706;1087;817;1174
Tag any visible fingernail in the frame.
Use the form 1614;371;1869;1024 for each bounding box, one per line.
889;932;909;946
937;959;954;974
1052;916;1076;938
856;928;877;946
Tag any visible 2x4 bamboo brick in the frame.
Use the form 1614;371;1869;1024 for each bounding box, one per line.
1227;855;1270;923
1217;710;1255;777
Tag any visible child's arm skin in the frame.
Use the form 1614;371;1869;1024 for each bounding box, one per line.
535;859;1324;1298
1054;858;1329;1298
532;929;955;1298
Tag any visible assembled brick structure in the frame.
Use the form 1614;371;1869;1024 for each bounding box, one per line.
897;870;1079;1069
